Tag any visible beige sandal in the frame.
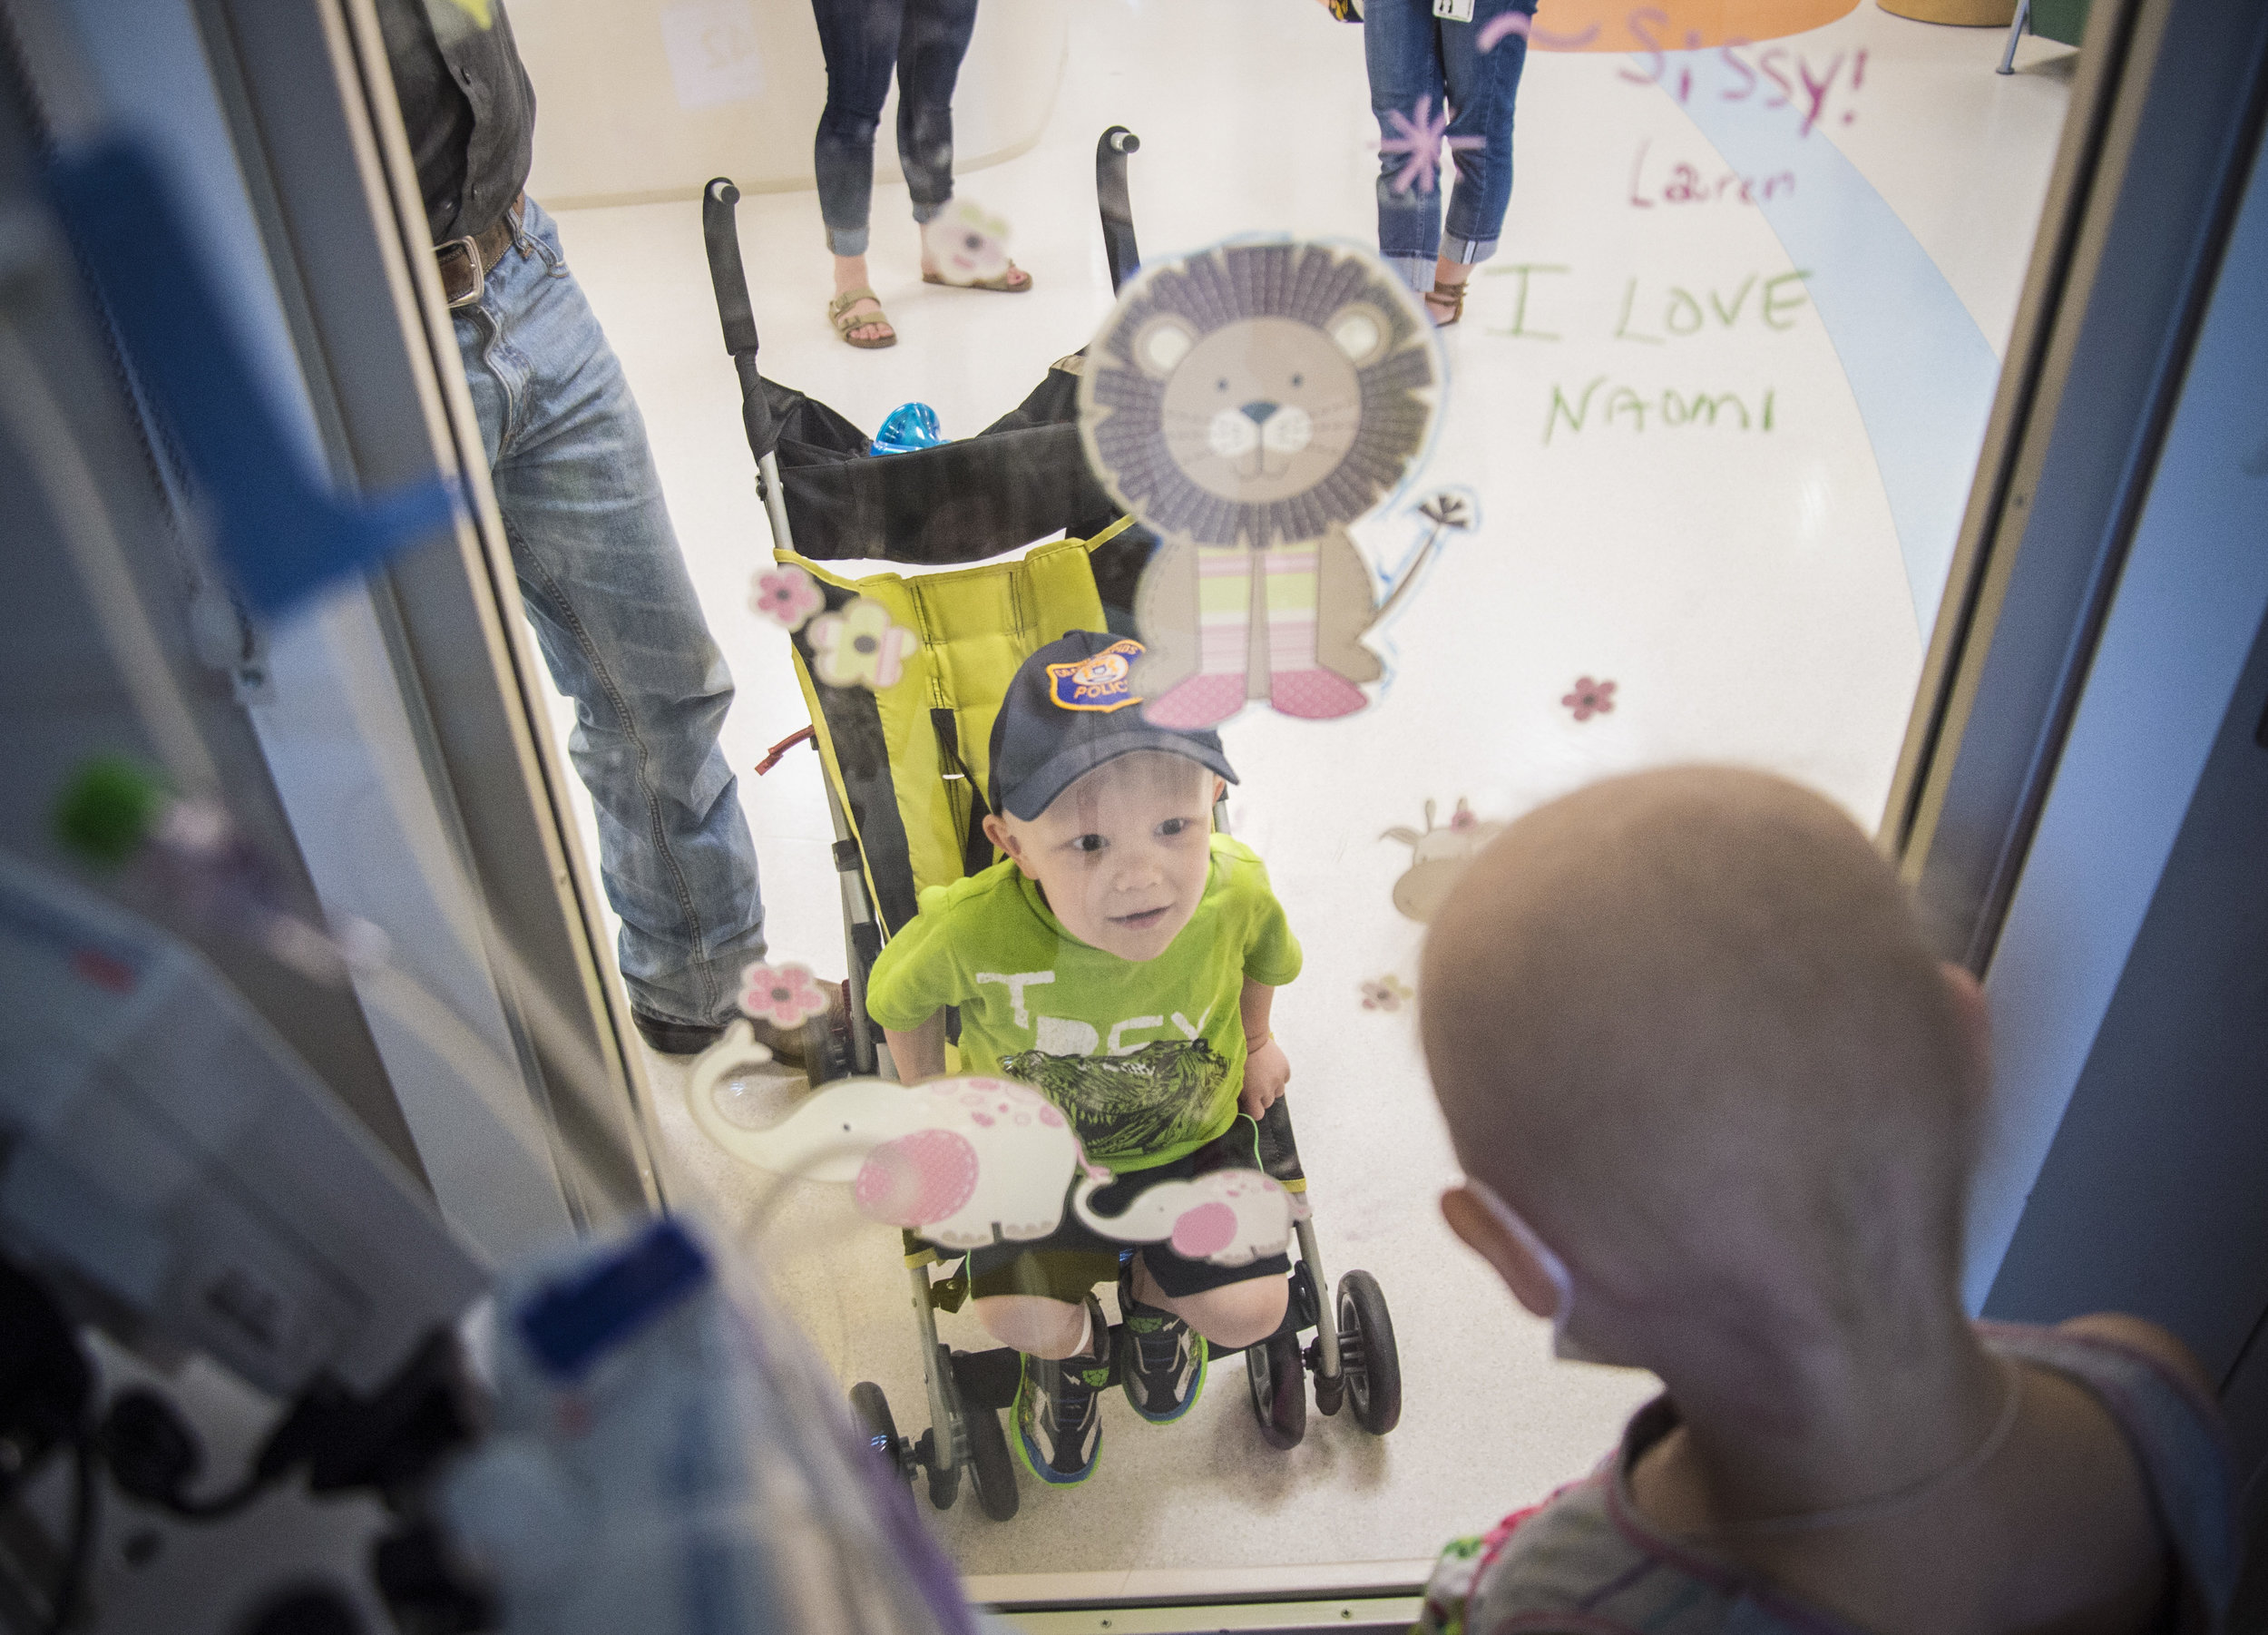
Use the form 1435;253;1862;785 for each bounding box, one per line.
921;262;1032;293
1426;279;1467;328
828;286;896;348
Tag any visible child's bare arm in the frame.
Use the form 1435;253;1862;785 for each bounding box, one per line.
1239;977;1290;1117
883;1012;948;1082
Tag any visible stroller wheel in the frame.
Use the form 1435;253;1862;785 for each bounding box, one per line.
1245;1330;1307;1450
963;1402;1021;1521
924;1436;963;1511
849;1382;912;1485
1337;1270;1403;1435
950;1351;1021;1522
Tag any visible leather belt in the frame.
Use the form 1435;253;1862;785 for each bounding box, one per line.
435;192;525;309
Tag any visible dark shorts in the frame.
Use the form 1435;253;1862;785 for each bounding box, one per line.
958;1116;1293;1303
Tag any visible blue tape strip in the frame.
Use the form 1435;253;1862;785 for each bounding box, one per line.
44;138;459;616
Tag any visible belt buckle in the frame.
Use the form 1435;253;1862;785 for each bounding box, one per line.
436;233;484;309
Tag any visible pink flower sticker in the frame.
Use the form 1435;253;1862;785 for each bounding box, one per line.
807;595;919;690
1561;676;1618;722
1379;96;1483;197
738;961;832;1029
751;565;825;631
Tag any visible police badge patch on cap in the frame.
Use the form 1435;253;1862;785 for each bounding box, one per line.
1046;638;1145;712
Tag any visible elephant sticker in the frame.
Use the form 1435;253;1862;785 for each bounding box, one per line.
684;1028;1299;1267
1071;1169;1302;1268
686;1031;1103;1248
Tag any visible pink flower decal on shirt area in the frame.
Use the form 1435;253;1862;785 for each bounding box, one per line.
1561;676;1618;722
808;595;919;690
739;961;831;1030
751;565;825;631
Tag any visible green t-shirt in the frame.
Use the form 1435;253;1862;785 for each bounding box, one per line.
865;834;1303;1171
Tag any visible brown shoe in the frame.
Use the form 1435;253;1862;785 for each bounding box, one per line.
1425;279;1466;328
742;1015;811;1070
631;1010;723;1056
631;1010;810;1067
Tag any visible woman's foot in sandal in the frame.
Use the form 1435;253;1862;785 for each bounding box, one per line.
828;286;895;348
920;259;1031;293
1425;277;1468;328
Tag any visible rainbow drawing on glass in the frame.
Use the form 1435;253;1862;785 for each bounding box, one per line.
738;960;832;1029
920;199;1012;286
1561;676;1618;722
1479;2;1859;59
1361;974;1414;1013
807;595;918;690
749;564;824;631
679;1069;1300;1266
1379;96;1481;197
1383;798;1507;924
1079;238;1450;729
1475;11;1602;52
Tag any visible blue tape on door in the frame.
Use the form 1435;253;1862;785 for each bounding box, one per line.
44;138;460;617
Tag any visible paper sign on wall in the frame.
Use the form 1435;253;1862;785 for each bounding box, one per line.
660;0;763;112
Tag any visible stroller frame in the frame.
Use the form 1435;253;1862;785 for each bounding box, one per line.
698;130;1398;1522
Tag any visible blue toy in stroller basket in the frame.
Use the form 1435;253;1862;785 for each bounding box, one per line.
686;130;1403;1522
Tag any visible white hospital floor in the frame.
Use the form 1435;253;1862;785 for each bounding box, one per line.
533;0;2075;1587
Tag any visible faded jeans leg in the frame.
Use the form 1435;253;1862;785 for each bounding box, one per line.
453;198;765;1028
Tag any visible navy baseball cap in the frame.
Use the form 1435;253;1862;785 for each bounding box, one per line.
986;631;1237;821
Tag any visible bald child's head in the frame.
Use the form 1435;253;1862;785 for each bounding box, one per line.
1422;768;1984;1351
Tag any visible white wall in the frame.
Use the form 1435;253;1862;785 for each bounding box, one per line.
513;0;1068;207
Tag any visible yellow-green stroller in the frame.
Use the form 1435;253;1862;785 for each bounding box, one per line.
697;133;1401;1524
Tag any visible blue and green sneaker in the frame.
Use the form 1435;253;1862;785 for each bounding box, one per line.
1014;1295;1110;1485
1118;1263;1207;1424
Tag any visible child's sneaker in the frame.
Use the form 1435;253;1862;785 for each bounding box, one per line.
1014;1296;1110;1485
1118;1262;1207;1424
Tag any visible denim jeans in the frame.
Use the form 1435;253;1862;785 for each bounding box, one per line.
453;198;766;1028
1365;0;1537;293
811;0;980;256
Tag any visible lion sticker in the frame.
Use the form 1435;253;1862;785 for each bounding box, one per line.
1078;239;1442;728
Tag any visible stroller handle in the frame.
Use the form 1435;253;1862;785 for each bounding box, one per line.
701;178;780;463
1095;128;1141;295
701;178;760;357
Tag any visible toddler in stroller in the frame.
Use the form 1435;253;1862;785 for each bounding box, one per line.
867;631;1300;1487
687;144;1402;1525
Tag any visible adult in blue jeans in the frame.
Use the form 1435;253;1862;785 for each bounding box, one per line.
1363;0;1539;326
379;0;797;1061
813;0;1031;349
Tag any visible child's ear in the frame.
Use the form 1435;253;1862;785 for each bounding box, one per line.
1941;962;1991;1110
1442;1185;1562;1322
982;813;1035;876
